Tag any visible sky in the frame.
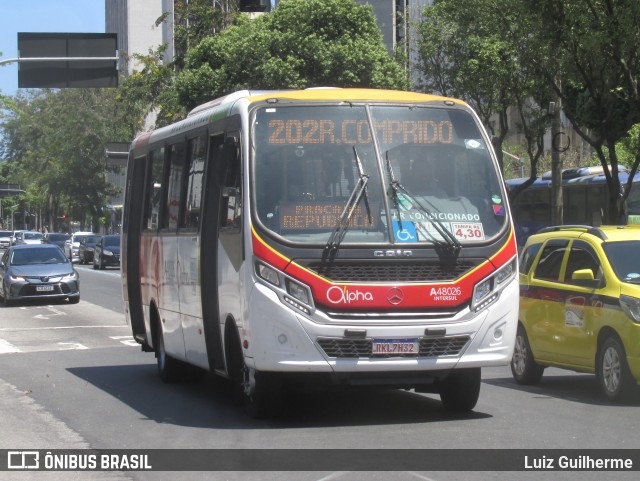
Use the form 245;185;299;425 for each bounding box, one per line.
0;0;105;97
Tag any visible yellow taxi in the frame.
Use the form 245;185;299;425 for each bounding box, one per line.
512;225;640;401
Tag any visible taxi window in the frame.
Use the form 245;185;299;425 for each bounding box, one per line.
533;240;568;281
520;242;542;275
563;240;602;285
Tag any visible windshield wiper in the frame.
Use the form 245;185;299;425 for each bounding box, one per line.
325;146;372;255
384;152;461;253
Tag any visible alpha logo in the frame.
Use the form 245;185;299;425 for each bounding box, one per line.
326;285;374;304
387;287;404;305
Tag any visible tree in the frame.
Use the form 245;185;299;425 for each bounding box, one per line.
0;88;132;231
525;0;640;223
119;1;242;128
174;0;408;111
173;0;240;69
417;0;551;186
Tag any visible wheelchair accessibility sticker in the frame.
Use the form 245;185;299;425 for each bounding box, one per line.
393;221;417;243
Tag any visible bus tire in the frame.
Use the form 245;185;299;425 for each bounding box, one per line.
597;336;634;402
229;340;280;418
511;324;544;385
438;367;481;412
155;321;183;383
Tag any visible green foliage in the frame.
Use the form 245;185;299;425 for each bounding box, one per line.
0;88;132;229
173;0;239;69
175;0;408;111
591;124;640;169
418;0;551;178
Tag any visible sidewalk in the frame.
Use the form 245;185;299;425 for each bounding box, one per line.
0;378;130;480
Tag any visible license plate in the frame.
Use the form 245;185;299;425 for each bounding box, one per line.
36;285;54;292
372;338;419;355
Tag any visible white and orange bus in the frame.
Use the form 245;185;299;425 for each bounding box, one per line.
122;88;519;417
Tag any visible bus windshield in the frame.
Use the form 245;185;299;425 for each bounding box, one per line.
252;103;507;245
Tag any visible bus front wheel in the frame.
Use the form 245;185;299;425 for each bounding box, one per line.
229;341;281;418
155;322;183;383
438;367;481;412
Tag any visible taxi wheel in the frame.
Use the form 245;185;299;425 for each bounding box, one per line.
597;336;634;402
511;325;544;385
439;367;481;412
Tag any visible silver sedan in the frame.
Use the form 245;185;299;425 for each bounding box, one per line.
0;244;80;306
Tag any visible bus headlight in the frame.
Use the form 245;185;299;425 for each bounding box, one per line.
256;262;280;287
620;295;640;324
286;278;311;305
472;257;517;312
473;278;493;305
495;257;517;285
254;258;315;315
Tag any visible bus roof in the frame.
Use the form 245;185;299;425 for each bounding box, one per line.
131;88;469;150
245;87;467;106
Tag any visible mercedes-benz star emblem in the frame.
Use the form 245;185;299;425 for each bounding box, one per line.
387;287;404;305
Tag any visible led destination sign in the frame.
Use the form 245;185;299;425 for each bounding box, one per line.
267;118;455;146
279;202;379;231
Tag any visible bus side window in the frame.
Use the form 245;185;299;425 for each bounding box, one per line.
221;136;241;230
164;141;187;230
144;146;165;230
181;136;206;230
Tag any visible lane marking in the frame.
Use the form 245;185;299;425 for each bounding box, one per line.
0;338;21;354
109;335;139;347
0;325;126;332
57;342;89;350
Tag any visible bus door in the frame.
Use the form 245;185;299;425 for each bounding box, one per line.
177;135;208;368
159;141;186;359
123;154;147;345
217;134;243;330
199;133;228;372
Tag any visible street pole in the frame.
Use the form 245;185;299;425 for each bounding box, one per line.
550;99;563;226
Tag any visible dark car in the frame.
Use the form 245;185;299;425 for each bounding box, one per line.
0;244;80;306
43;232;71;250
93;234;120;270
78;234;103;264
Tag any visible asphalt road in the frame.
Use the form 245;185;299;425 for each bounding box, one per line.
0;264;639;480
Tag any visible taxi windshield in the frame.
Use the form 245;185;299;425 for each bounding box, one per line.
252;103;507;246
603;241;640;283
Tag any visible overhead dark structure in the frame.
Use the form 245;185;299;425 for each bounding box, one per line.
18;32;118;88
238;0;271;12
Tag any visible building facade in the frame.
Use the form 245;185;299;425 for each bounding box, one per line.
105;0;166;74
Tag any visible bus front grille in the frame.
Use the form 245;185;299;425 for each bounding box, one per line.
317;336;470;359
305;260;478;283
